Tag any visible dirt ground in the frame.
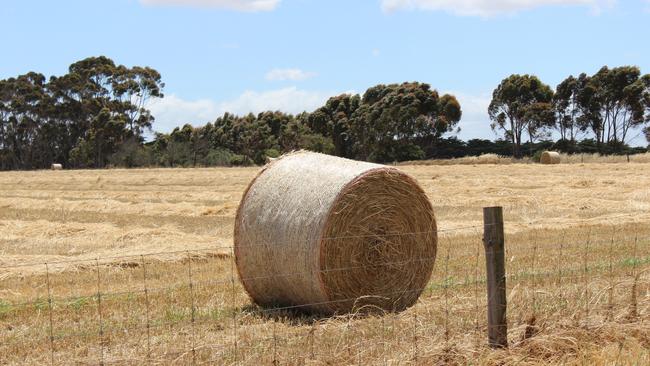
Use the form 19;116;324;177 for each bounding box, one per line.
1;162;649;270
1;161;650;365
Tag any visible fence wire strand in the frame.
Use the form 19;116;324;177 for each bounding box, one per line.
3;220;650;365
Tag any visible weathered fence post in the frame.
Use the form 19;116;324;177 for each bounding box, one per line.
483;206;508;348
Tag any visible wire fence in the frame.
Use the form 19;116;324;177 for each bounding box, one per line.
1;216;650;365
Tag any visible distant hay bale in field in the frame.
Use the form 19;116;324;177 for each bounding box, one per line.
234;151;437;314
51;163;63;170
540;151;561;165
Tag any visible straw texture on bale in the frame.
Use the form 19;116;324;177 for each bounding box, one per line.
540;151;561;164
234;151;437;314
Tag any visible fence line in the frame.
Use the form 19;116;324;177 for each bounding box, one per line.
45;263;55;365
2;229;648;274
3;249;648;314
141;254;152;363
2;218;650;365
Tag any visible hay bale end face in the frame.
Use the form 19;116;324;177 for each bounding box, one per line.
51;163;63;170
234;151;437;314
540;151;561;164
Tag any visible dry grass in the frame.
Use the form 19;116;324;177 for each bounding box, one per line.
1;162;650;365
401;153;512;165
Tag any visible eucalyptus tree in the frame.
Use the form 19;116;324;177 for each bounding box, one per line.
583;66;648;146
0;56;164;169
50;56;164;167
553;74;595;142
112;65;164;137
488;74;554;158
0;72;47;169
350;82;461;162
307;94;360;157
642;74;650;143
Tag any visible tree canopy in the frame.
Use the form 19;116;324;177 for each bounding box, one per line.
307;94;359;158
1;57;649;171
350;82;462;161
490;68;650;157
552;67;650;150
488;74;554;158
0;56;163;169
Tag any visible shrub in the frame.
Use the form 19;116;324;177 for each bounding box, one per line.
229;154;253;166
264;148;280;159
109;139;153;167
202;149;236;166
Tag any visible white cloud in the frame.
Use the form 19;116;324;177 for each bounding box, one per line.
219;87;334;114
265;68;317;81
380;0;614;17
146;95;220;132
147;87;340;132
140;0;280;12
445;91;494;140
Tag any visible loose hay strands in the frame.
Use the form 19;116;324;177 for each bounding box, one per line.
234;151;437;314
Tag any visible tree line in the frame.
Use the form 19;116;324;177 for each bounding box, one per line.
144;83;463;167
1;56;648;170
489;67;650;158
0;56;163;170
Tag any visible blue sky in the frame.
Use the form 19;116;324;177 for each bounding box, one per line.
2;0;650;145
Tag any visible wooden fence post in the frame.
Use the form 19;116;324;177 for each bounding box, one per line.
483;206;508;348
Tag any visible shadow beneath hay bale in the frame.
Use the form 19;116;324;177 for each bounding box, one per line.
240;302;395;326
241;304;328;325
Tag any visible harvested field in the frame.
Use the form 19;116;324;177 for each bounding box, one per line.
2;161;650;365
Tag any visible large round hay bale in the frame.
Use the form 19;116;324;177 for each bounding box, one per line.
234;151;436;314
540;151;561;164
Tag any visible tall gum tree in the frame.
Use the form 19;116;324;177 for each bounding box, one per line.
582;66;649;147
488;74;554;158
350;82;461;162
0;56;164;169
554;74;593;143
307;94;360;158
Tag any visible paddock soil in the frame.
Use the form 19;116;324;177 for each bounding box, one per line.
1;162;650;365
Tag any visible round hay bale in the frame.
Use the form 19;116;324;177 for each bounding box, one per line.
234;151;437;314
540;151;561;164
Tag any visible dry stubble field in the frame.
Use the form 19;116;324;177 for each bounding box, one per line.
2;160;650;365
